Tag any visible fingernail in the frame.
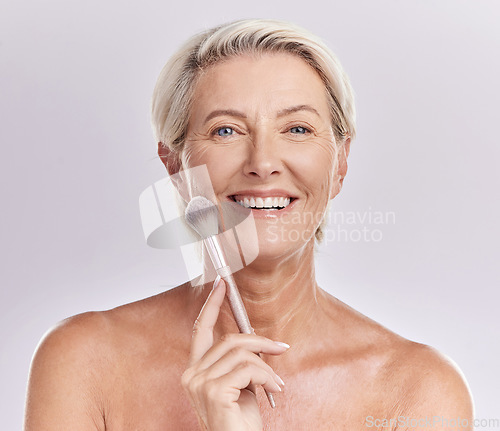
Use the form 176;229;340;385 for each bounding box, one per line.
276;374;285;386
274;341;290;349
213;275;222;289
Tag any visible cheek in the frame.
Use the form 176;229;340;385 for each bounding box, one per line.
287;142;337;199
183;143;238;195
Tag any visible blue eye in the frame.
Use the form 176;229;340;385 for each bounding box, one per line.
216;127;234;136
290;126;308;134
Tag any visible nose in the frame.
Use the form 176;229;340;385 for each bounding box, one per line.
243;132;283;180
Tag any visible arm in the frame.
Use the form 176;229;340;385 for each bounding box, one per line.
24;313;107;431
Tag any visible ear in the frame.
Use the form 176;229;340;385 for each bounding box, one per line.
158;142;182;176
330;136;351;200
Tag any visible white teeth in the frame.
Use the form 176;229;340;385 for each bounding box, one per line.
233;196;292;209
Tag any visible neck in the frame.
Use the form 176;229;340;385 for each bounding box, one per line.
194;240;329;349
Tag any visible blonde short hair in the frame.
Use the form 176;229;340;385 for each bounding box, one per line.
151;18;356;242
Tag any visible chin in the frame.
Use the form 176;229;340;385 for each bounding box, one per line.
252;224;313;261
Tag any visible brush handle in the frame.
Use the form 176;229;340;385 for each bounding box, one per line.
203;236;277;408
217;266;276;409
217;266;252;332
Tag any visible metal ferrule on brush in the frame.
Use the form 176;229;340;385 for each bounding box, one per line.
204;235;228;272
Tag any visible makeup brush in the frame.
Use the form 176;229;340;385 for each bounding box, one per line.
185;196;276;409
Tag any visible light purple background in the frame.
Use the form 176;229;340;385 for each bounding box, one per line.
1;0;499;429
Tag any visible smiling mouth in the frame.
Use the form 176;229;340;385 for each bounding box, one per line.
229;196;295;210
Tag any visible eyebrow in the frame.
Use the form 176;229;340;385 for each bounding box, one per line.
204;109;247;125
276;104;321;118
203;104;321;125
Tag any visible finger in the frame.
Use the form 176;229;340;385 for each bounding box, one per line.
189;277;226;366
197;333;289;371
214;363;282;404
199;346;285;388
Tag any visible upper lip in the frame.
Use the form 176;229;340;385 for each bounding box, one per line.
228;189;298;200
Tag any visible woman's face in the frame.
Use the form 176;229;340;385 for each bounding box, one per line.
180;52;345;260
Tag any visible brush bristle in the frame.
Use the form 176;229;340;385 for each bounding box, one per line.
184;196;220;238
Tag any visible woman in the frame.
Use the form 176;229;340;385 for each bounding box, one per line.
25;19;473;430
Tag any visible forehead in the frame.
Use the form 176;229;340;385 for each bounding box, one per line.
189;52;330;120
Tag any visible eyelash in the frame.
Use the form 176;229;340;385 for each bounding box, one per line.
212;126;237;137
211;124;312;138
289;125;310;134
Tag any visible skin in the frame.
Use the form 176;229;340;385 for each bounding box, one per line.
24;53;474;431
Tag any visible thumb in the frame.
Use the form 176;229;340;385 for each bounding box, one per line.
188;277;226;365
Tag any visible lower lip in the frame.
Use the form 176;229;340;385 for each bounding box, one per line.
227;198;298;219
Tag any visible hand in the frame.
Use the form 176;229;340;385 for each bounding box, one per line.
181;278;289;431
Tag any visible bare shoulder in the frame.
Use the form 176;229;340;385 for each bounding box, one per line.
370;335;474;429
25;310;112;430
322;293;473;429
31;280;193;365
33;281;193;363
394;341;474;419
34;309;115;354
25;282;193;430
30;283;185;365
